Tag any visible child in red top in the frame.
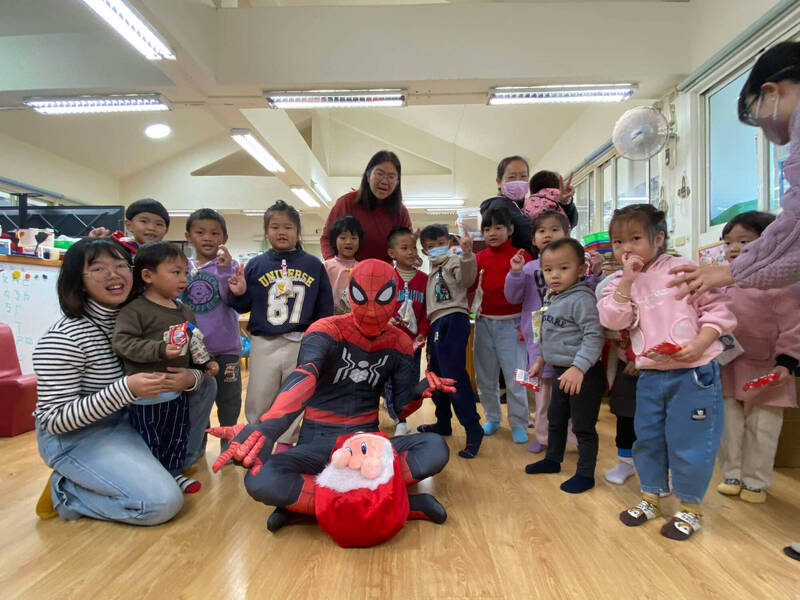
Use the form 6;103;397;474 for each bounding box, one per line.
473;205;532;443
383;226;429;435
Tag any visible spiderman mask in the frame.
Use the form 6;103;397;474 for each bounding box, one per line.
349;259;397;337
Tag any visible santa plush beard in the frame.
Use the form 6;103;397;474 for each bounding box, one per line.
314;433;410;548
316;439;395;492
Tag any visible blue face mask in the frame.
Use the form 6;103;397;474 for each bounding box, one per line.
427;245;450;259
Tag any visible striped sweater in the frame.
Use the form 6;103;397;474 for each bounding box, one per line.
32;299;200;435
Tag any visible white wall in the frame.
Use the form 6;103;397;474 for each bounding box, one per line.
120;135;292;210
532;101;652;176
688;0;781;71
0;132;119;204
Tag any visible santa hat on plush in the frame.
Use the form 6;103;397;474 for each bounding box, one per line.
315;432;409;548
522;188;568;222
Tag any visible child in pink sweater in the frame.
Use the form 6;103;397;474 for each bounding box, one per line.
323;215;362;314
716;211;800;504
598;204;736;542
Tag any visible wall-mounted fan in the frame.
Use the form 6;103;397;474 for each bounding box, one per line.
612;106;670;161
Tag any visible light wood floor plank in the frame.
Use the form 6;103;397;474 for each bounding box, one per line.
1;372;799;599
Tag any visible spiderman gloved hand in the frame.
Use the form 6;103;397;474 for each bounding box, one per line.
207;423;274;475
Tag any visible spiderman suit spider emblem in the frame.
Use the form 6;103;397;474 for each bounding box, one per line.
209;260;455;534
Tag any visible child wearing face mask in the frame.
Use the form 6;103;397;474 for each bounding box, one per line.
480;156;535;252
598;204;736;542
472;206;532;444
716;211;800;505
417;224;484;458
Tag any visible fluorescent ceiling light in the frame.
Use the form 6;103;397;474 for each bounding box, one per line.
265;89;406;109
144;122;171;139
404;198;465;209
25;94;169;115
167;210;193;217
290;186;321;208
425;209;460;215
488;84;636;105
79;0;175;60
242;210;265;217
231;129;285;173
311;180;332;205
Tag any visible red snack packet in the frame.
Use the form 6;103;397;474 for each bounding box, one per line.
167;322;190;347
643;342;682;361
515;369;540;392
743;373;779;392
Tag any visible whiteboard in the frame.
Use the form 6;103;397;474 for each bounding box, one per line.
0;263;62;375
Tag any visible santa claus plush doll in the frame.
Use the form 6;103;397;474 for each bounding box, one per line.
315;432;409;548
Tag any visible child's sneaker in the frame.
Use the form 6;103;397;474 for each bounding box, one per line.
619;498;660;527
394;421;411;436
660;511;702;541
717;478;742;496
739;486;766;503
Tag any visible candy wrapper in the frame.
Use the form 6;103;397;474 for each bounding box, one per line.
716;334;744;366
164;322;190;355
515;368;540;392
187;323;212;365
743;373;779;392
274;259;295;299
412;337;426;352
643;341;682;361
397;282;418;335
531;307;545;345
469;270;484;318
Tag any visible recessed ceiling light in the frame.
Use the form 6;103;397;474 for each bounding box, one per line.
145;122;171;139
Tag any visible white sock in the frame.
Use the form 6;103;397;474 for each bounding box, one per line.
605;456;635;485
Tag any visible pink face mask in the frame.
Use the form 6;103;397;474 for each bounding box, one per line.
502;180;529;202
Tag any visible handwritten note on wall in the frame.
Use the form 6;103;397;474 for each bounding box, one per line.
0;264;62;374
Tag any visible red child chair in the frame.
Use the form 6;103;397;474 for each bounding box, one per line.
0;323;37;436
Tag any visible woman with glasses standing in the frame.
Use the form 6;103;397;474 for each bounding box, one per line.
320;150;412;263
32;237;200;525
667;41;800;560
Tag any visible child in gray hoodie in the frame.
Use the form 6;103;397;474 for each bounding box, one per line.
525;237;605;493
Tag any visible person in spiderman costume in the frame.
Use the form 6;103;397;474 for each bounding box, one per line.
209;259;454;531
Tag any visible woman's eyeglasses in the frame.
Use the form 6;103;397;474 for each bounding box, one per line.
738;65;800;127
371;169;398;184
83;264;133;282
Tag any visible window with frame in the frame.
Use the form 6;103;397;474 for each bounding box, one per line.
707;71;760;226
573;174;592;241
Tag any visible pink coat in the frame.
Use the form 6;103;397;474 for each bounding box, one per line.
730;104;800;289
324;256;357;311
598;254;736;371
720;285;800;407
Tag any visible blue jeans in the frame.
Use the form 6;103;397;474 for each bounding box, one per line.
634;362;723;504
473;316;529;429
183;375;217;470
37;411;184;525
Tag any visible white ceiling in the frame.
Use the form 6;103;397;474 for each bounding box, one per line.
0;108;226;178
0;0;765;230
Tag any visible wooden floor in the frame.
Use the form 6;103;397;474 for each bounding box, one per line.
2;371;800;600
